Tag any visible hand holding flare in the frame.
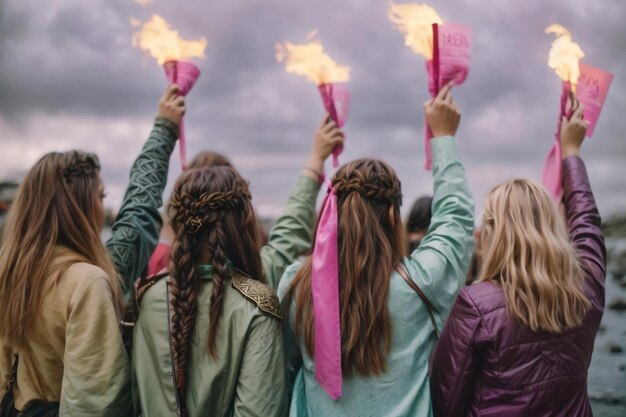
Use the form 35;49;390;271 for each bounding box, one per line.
276;32;351;167
389;2;472;170
132;15;206;170
542;24;613;202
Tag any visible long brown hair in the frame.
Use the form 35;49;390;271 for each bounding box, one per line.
0;151;121;348
479;179;590;332
286;158;405;376
167;166;263;397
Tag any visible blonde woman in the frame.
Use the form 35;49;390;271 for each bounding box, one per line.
430;99;606;417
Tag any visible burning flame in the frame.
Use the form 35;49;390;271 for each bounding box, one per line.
132;15;207;65
545;24;585;86
388;2;443;60
275;31;351;85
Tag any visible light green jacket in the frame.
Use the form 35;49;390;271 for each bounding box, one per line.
278;136;475;417
132;176;320;417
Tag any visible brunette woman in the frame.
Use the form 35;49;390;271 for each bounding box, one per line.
430;98;605;417
132;120;343;417
0;85;184;416
279;85;475;416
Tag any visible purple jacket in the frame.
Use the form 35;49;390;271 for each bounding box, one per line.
430;156;606;417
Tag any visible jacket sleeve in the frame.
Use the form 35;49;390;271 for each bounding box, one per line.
277;262;304;389
233;315;289;417
60;275;132;416
261;176;320;290
404;135;475;320
430;288;487;417
562;156;606;300
106;117;178;297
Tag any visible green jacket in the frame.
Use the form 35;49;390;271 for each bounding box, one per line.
279;136;475;417
132;176;320;417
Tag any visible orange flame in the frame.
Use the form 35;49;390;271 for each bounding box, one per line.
545;24;585;86
131;15;207;65
388;2;443;60
275;31;351;85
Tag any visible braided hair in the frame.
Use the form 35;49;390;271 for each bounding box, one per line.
167;166;263;401
287;158;405;376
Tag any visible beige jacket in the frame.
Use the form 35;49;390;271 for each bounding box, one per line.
0;246;131;415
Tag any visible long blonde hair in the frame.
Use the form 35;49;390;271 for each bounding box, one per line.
478;179;590;333
0;151;122;349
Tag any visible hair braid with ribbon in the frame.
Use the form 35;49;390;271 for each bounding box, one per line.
286;158;405;399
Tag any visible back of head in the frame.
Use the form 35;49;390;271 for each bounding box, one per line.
406;195;433;252
479;178;590;332
188;151;232;170
167;166;263;395
0;151;120;348
288;158;405;376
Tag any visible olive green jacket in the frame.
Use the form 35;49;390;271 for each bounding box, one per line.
132;176;321;417
0;117;179;416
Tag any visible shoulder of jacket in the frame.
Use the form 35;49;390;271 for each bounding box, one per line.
136;272;169;306
463;280;506;314
231;272;281;319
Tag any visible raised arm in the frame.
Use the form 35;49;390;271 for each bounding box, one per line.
106;85;184;296
560;99;606;297
405;86;475;318
261;115;344;290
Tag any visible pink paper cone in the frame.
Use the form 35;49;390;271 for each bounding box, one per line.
576;64;613;137
311;184;342;400
163;60;201;171
319;83;351;167
423;23;472;171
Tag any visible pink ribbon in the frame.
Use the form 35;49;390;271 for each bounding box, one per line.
318;83;351;168
164;60;201;171
311;183;342;400
542;82;570;202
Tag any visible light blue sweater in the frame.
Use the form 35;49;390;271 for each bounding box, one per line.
278;135;475;417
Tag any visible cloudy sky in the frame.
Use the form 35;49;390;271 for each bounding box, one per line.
0;0;624;221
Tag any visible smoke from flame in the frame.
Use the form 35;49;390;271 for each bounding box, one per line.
275;32;351;85
388;2;443;60
132;15;207;65
545;24;585;86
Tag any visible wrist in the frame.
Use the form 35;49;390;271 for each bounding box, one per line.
561;147;580;159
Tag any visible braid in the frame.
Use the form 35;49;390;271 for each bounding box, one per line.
168;205;200;399
60;151;100;183
206;222;229;357
333;172;402;205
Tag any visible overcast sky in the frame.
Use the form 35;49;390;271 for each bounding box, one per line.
0;0;624;220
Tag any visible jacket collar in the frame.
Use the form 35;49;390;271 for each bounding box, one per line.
197;260;234;282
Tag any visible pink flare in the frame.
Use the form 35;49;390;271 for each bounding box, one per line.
311;185;342;400
319;83;351;167
163;60;201;171
423;23;472;171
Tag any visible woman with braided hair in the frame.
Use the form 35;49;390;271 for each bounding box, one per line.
132;118;344;417
0;84;185;416
278;84;475;417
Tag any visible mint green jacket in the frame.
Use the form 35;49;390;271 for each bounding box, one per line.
132;176;320;417
278;136;475;417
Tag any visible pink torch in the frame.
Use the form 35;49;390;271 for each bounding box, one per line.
132;15;206;170
389;3;472;170
543;25;613;202
276;30;351;167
